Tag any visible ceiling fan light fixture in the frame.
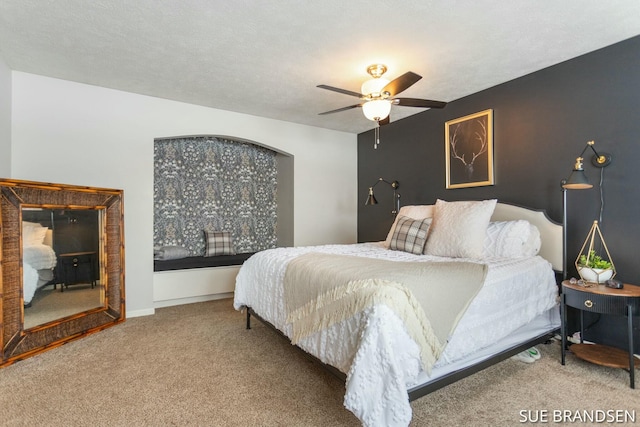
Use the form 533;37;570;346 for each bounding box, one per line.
366;64;388;78
361;77;390;97
362;99;391;121
316;63;445;133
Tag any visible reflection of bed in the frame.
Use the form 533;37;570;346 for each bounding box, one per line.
234;200;562;426
23;222;57;306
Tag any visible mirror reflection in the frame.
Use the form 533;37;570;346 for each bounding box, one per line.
22;208;104;329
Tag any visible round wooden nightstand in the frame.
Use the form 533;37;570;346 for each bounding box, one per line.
560;279;640;388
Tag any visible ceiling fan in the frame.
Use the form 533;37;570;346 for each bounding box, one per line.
317;64;447;126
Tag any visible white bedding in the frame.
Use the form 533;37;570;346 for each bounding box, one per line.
234;242;559;426
23;243;57;305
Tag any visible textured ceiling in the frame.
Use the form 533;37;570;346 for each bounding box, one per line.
1;1;639;134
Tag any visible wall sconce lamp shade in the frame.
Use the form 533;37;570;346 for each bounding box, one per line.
365;187;378;205
365;178;400;214
563;168;592;189
562;140;611;190
561;140;613;280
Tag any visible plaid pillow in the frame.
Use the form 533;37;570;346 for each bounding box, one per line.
389;216;431;255
204;230;236;256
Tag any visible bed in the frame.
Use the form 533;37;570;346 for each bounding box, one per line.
234;200;562;426
23;221;57;306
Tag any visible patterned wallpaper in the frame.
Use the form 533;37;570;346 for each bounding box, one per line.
154;136;278;256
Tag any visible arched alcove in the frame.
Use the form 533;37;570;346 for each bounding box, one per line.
153;135;293;265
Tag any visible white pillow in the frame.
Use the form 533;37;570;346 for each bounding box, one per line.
424;199;497;258
523;224;542;257
22;222;48;246
483;220;533;258
23;221;42;228
384;205;434;248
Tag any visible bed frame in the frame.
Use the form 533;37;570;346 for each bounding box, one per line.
244;202;563;401
246;308;556;400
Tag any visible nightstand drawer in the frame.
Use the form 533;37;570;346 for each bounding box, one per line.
563;287;634;315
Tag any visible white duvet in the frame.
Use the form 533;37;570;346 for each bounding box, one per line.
23;243;57;304
234;242;559;426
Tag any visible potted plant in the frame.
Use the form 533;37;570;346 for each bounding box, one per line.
577;249;614;283
574;220;616;284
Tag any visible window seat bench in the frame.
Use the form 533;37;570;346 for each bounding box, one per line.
153;252;255;272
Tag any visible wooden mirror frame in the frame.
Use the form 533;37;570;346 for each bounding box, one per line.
0;179;125;367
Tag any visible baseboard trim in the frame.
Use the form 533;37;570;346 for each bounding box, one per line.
126;307;156;318
153;292;234;309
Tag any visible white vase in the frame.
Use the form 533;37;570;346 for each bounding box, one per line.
577;266;613;283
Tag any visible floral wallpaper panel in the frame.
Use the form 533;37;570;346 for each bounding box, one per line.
154;137;278;256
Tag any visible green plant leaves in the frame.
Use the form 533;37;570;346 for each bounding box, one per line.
578;249;612;269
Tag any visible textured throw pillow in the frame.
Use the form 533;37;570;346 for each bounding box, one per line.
384;205;434;248
483;220;531;258
204;231;236;256
522;224;542;257
424;199;497;258
389;216;432;255
482;221;542;258
22;222;48;246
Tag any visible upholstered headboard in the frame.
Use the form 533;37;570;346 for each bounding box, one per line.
386;201;563;272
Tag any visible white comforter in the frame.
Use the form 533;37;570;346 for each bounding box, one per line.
234;242;559;426
23;243;57;304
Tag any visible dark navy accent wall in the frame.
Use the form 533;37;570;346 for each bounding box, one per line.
358;36;640;350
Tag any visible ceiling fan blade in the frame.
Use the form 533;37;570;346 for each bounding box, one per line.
318;104;362;115
392;98;447;109
378;116;390;126
381;72;422;97
317;84;364;98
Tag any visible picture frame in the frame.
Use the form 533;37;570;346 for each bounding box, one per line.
0;178;125;368
445;109;494;189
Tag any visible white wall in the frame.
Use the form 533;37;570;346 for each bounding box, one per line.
0;55;11;177
11;72;357;316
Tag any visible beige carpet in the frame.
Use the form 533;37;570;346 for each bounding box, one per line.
1;298;638;426
24;284;103;329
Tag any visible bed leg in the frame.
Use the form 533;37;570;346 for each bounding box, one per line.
246;309;251;330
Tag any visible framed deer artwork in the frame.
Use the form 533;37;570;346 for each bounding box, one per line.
445;109;494;189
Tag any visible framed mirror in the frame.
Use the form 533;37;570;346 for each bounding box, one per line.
1;179;125;367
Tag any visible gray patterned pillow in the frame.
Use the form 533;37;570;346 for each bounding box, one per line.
389;216;432;255
154;245;189;260
204;230;236;256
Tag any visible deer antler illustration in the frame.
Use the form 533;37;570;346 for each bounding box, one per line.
450;119;488;179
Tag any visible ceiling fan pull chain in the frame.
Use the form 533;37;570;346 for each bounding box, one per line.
374;123;380;149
